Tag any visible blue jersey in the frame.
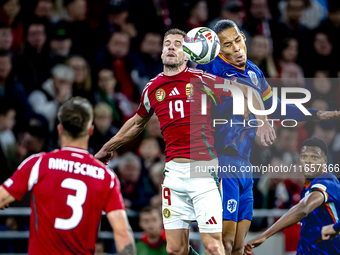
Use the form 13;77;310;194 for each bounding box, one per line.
297;173;340;255
197;54;272;160
197;54;318;161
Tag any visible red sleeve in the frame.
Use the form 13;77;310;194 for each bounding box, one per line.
2;154;42;201
104;173;125;213
136;86;154;118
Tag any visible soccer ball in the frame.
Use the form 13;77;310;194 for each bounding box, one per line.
183;27;220;65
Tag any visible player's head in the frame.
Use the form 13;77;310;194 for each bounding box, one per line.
300;137;328;178
161;28;187;70
57;97;94;140
139;206;163;237
213;19;247;67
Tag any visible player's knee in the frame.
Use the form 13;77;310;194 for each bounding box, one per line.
166;245;187;255
222;237;234;254
203;239;221;255
231;245;244;255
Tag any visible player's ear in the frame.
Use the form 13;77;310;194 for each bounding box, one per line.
57;124;63;136
323;155;327;165
89;125;94;136
241;31;246;42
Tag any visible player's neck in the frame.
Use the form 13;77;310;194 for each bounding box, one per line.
305;178;312;187
163;63;186;76
61;136;89;151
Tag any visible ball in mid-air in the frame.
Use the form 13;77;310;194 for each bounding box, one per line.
183;27;220;65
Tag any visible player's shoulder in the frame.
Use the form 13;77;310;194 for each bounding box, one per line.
312;173;339;189
17;152;47;170
142;73;165;93
246;60;264;75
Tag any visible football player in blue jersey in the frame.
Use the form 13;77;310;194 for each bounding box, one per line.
196;19;340;255
246;137;340;255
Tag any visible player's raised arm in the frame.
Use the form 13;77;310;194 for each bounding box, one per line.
95;113;150;163
230;80;276;146
245;191;324;253
0;186;15;210
107;209;136;255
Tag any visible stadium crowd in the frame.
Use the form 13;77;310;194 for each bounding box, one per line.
0;0;340;253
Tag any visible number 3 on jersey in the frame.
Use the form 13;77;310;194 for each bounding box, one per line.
54;178;87;230
169;100;184;119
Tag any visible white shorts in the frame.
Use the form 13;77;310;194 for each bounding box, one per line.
162;158;222;233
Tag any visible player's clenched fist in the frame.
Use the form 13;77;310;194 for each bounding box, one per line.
322;224;339;240
244;236;267;254
95;146;114;165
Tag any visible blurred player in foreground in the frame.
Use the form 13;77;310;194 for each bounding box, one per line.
197;19;340;255
95;28;272;255
0;97;136;255
246;137;340;255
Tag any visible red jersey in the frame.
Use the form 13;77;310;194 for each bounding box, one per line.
137;67;230;162
2;147;124;255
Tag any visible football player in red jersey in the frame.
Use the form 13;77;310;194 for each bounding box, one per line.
96;29;275;255
0;97;136;255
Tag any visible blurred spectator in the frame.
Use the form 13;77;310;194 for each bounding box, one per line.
149;162;165;207
279;0;326;30
318;1;340;50
307;32;337;76
106;1;137;39
0;22;13;51
0;103;16;181
66;55;93;102
312;121;340;165
0;0;23;52
187;0;208;29
276;38;305;87
16;115;49;162
63;0;92;58
243;0;272;38
88;102;119;155
139;137;164;171
95;32;139;102
249;35;278;78
0;216;28;253
94;68;136;126
131;32;163;94
209;0;245;29
94;238;107;255
28;64;74;133
309;70;337;108
50;22;72;64
136;206;167;255
117;152;156;211
0;50;32;129
264;127;300;166
310;98;329;111
34;0;53;21
14;18;55;92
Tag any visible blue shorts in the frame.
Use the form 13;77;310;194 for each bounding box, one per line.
218;154;254;222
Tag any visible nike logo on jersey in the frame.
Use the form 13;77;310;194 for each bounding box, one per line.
206;216;218;224
169;87;180;96
225;73;236;77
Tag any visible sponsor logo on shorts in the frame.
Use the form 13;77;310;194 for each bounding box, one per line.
227;199;237;213
163;208;171;218
206;216;217;224
156;89;166;101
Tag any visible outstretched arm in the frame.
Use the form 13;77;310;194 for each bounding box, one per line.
231;81;276;146
107;210;136;255
95;114;150;163
264;97;340;121
245;191;324;253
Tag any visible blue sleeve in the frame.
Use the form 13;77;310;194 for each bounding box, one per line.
333;221;340;232
264;96;318;121
196;64;206;71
